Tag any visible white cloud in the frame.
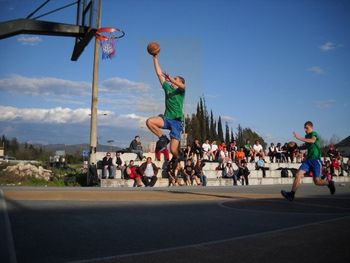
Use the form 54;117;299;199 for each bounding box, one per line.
221;115;238;123
319;41;336;51
313;99;336;109
17;36;42;46
101;77;150;93
307;66;325;75
0;75;91;96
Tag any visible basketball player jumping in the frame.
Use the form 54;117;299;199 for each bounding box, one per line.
281;121;336;201
146;54;186;166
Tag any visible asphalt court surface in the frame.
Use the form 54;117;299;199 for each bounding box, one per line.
1;184;350;263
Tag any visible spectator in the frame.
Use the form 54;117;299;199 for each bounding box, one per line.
331;157;341;176
237;160;250;185
229;140;238;162
126;160;143;187
192;139;203;161
256;156;268;178
223;162;238;185
275;143;287;163
268;143;276;163
210;141;219;161
102;152;115;179
167;161;183;186
252;140;265;161
202;139;212;160
236;147;246;165
194;159;207;186
184;145;193;160
287;141;298;163
183;159;195;186
113;152;125;179
155;147;170;162
139;157;158;187
244;139;253;162
322;160;333;182
129;135;145;161
327;144;340;160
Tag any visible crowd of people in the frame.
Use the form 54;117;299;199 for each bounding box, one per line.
99;136;349;187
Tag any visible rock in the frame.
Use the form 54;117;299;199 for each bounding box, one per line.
3;163;52;181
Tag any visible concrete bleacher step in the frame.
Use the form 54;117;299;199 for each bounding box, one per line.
100;176;350;188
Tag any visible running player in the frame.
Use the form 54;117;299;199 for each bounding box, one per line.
281;121;335;201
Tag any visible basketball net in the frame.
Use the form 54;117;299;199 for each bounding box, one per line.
95;28;125;60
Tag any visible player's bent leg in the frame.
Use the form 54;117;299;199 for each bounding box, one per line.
313;176;328;186
146;116;164;137
170;138;180;158
291;170;305;192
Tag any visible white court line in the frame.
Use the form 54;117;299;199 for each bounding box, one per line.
69;215;350;263
0;189;17;263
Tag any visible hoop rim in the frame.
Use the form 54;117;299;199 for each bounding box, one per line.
95;27;125;40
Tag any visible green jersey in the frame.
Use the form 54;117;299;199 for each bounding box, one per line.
163;81;185;121
305;131;321;160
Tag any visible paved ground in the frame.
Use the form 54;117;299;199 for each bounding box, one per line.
1;184;350;263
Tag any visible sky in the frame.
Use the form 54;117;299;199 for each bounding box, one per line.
0;0;349;149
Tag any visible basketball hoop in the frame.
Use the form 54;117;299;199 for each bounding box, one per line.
95;27;125;60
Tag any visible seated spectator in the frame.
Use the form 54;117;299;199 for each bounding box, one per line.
268;143;276;163
275;143;286;163
236;147;246;165
286;141;298;163
125;160;143;187
327;144;340;160
210;141;219;161
237;160;250;185
331;157;341;176
255;156;268;178
202;139;212;160
102;152;115;179
167;161;183;186
252;140;265;161
244;139;253;162
194;159;207;186
113;151;125;179
129;135;144;161
183;159;196;186
322;160;333;182
223;161;238;185
192;139;203;161
139;157;158;187
229;140;238;162
155;147;170;162
184;145;193;161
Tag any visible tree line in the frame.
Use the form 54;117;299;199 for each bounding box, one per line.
184;97;267;148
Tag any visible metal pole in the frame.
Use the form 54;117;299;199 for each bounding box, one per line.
88;0;101;166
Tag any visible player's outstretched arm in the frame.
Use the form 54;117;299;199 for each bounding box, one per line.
153;55;165;85
293;132;316;144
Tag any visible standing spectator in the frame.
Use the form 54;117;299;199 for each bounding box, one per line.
244;139;253;162
126;160;143;187
229;140;238;162
223;162;238;185
268;143;276;163
113;152;125;179
129;136;145;161
202;139;212;160
192;139;203;161
139;157;158;187
256;156;268;178
327;144;340;160
194;159;207;186
183;159;195;186
102;152;115;179
168;161;183;186
252;140;265;160
237;160;250;185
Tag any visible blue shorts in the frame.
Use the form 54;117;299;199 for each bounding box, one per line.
299;159;322;177
162;117;183;141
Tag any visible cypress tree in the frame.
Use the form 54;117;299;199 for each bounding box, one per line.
217;116;224;143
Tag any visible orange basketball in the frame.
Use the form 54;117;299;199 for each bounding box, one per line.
147;42;160;56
